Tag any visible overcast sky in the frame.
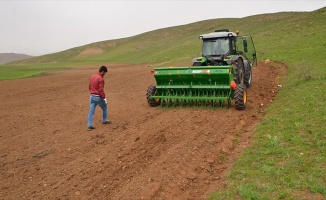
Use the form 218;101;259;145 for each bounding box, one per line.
0;0;325;56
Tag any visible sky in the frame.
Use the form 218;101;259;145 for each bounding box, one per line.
0;0;325;56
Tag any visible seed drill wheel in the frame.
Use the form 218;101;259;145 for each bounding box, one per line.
146;85;161;107
234;84;247;110
244;61;252;88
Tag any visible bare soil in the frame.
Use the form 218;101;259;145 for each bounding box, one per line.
0;62;287;199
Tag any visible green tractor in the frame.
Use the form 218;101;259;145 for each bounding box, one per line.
146;29;257;110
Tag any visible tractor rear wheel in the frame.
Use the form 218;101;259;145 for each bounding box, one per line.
234;84;247;110
234;59;245;84
146;85;161;107
244;61;252;88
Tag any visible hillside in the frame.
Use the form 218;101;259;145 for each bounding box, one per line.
9;7;325;69
0;53;33;65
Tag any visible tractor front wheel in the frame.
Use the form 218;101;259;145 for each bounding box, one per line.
146;85;161;107
234;84;247;110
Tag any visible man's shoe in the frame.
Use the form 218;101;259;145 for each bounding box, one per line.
88;126;95;131
102;120;112;124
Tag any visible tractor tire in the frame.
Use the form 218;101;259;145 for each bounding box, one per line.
193;61;208;66
244;61;252;88
146;85;161;107
234;84;247;110
192;62;202;66
234;59;245;84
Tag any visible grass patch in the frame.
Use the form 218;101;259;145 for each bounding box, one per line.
0;65;64;80
0;61;102;80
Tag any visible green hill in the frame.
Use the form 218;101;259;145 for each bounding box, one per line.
8;7;325;69
2;7;326;199
4;7;326;78
0;53;33;65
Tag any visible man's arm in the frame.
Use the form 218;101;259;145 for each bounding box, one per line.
98;78;105;98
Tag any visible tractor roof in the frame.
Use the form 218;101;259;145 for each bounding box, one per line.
199;31;237;39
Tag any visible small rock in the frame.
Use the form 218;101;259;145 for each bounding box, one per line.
265;59;271;64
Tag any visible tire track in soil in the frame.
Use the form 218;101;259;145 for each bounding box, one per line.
0;62;287;199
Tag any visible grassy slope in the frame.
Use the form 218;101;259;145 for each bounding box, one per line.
1;7;325;199
209;8;326;200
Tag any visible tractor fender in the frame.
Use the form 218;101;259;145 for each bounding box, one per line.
234;56;244;66
226;55;242;65
231;55;240;61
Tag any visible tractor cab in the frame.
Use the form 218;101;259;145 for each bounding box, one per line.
192;29;256;67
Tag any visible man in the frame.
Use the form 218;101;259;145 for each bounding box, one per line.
87;65;111;131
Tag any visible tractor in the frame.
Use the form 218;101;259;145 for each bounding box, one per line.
146;29;257;110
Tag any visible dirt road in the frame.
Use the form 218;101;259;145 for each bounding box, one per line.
0;62;286;199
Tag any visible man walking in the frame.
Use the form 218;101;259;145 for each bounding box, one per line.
87;66;111;130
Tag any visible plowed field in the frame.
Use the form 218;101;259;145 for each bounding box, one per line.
0;62;286;199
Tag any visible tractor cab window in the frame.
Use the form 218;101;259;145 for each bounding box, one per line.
202;38;229;56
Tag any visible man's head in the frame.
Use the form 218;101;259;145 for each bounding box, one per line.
99;66;108;76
